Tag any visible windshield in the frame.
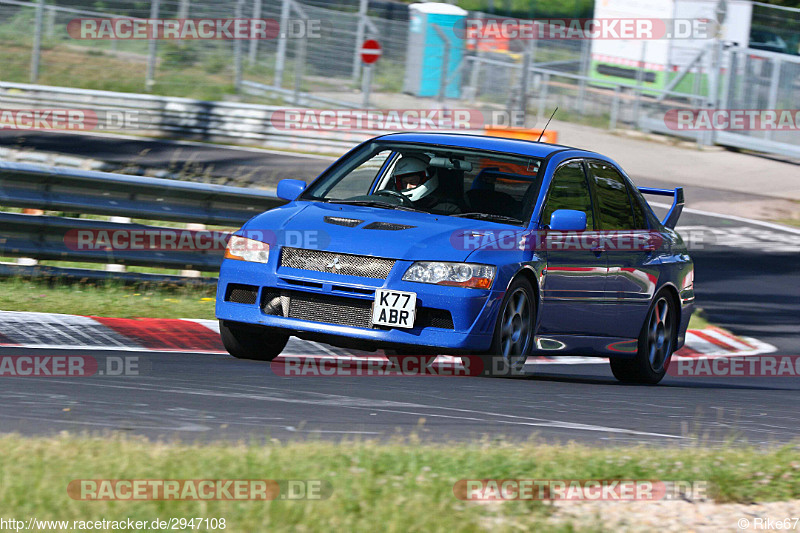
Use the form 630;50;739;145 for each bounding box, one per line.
300;141;544;225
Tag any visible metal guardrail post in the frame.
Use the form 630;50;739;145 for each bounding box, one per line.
352;0;368;81
44;4;55;39
30;0;44;84
609;86;620;130
577;39;590;114
181;223;206;278
248;0;262;66
105;216;130;273
294;33;307;105
431;24;451;107
632;41;647;130
234;0;244;93
145;0;160;92
518;47;531;127
467;13;484;104
178;0;190;18
765;57;782;142
274;0;292;88
537;73;549;123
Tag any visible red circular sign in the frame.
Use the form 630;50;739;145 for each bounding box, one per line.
360;39;382;64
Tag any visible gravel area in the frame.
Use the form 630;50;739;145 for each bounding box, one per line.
548;498;800;532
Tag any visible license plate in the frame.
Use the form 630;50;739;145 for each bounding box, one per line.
372;289;417;328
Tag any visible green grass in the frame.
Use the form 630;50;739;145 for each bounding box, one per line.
0;278;216;319
688;308;711;330
0;435;797;532
0;40;244;101
774;218;800;228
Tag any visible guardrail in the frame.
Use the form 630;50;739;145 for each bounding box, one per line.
0;82;374;154
0;161;288;282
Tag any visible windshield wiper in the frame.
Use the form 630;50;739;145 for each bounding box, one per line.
452;212;524;224
326;199;427;212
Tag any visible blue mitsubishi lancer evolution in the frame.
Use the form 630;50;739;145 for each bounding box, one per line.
216;133;694;384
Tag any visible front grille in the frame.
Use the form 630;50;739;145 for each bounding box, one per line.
288;291;374;328
225;283;258;304
280;247;395;279
261;289;455;330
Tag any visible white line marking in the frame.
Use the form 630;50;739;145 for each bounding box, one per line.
19;378;685;439
702;328;754;351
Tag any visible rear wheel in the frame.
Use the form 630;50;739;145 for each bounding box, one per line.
471;277;536;377
220;320;289;361
609;291;677;384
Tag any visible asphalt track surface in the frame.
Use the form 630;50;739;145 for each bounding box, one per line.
0;133;798;445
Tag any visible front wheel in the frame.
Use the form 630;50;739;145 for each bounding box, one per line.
219;320;289;361
609;291;677;385
470;277;536;377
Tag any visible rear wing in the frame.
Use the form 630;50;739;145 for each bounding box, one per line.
638;187;684;229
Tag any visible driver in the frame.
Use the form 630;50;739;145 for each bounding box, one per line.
391;155;460;214
393;155;437;202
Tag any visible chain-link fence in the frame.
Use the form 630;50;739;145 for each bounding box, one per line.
0;0;411;102
1;0;799;158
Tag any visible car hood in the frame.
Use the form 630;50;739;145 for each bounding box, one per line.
243;201;524;262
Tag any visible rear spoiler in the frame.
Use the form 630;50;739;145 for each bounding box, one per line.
637;187;684;229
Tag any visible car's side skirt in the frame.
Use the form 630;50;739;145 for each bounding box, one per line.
533;334;639;358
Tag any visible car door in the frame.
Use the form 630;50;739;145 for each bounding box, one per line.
538;159;609;336
586;160;658;339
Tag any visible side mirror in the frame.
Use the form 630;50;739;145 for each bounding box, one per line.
277;179;307;201
549;209;587;231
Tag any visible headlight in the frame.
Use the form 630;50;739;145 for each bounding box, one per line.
224;235;269;264
402;262;495;289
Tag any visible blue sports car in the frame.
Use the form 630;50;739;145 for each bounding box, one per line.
216;133;694;384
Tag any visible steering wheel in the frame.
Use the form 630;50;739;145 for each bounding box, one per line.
371;189;415;207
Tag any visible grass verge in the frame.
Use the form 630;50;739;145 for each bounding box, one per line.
0;434;797;532
0;277;216;319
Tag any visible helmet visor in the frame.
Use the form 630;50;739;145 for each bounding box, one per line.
396;170;428;191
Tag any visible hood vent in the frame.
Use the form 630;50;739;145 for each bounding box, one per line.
324;216;363;227
363;222;416;231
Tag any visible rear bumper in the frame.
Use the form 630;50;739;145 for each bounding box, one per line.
215;257;499;352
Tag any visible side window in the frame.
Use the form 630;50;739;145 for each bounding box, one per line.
587;161;637;231
541;161;595;230
627;186;651;230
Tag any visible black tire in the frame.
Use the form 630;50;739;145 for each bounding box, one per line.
609;290;677;385
469;276;536;377
219;320;289;361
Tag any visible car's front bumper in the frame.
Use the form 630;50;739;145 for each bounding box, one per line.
215;256;500;352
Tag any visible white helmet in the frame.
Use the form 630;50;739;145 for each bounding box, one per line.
393;156;438;202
